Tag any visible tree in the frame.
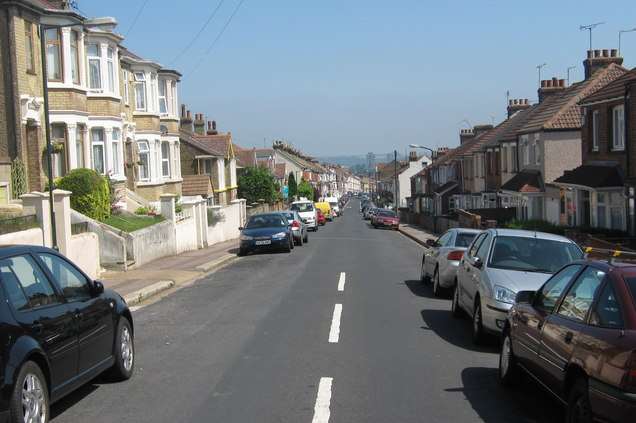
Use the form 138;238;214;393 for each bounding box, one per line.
288;172;297;199
238;166;277;203
297;178;314;200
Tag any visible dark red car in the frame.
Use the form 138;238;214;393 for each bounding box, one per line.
499;258;636;422
316;209;326;226
371;209;399;230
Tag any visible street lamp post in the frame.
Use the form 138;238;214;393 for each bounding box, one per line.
38;13;84;250
409;144;435;158
393;150;398;210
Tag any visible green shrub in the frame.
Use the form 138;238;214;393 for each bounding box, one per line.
10;158;27;199
56;168;110;221
504;219;565;235
135;206;149;215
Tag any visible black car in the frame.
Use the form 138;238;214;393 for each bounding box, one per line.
238;213;295;256
0;245;134;423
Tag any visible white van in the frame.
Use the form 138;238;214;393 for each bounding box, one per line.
291;199;318;231
324;197;340;217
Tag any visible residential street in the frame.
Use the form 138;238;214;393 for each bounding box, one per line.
51;200;561;423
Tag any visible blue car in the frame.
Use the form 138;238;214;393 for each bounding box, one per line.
238;213;294;256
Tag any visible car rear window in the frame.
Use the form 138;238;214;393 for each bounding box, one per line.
624;278;636;310
455;232;477;248
377;211;396;217
292;203;313;212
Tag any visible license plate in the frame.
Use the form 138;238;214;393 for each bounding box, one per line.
255;240;271;246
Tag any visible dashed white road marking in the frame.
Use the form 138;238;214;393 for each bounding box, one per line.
338;272;346;292
329;304;342;343
311;377;333;423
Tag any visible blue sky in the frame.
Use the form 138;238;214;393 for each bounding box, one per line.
83;0;636;156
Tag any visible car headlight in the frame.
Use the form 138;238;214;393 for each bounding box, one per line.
240;235;253;241
494;285;517;304
272;232;287;239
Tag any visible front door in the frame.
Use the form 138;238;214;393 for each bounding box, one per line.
36;253;115;375
538;266;604;393
0;254;77;389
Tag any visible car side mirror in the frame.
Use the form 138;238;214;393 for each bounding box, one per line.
238;227;244;231
425;239;437;247
92;280;105;296
515;290;535;304
472;257;483;269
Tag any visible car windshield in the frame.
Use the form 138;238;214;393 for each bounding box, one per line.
624;277;636;309
246;215;286;229
489;236;583;273
377;211;396;217
281;212;295;221
292;203;313;212
455;232;477;248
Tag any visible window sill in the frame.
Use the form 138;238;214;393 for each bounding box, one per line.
87;92;121;101
48;82;87;92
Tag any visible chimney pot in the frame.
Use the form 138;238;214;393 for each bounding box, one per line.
181;104;186;117
524;98;529;104
207;121;212;130
508;100;513;106
552;77;558;85
611;49;618;57
559;79;565;87
187;110;192;120
587;50;593;58
541;80;547;88
594;49;601;57
602;49;609;57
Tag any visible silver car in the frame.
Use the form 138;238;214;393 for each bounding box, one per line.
453;228;583;344
280;210;309;246
420;228;481;297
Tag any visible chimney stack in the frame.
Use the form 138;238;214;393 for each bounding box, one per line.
193;113;206;135
206;120;219;135
408;151;418;162
459;128;475;145
584;48;623;79
538;76;566;103
507;98;530;118
180;106;193;132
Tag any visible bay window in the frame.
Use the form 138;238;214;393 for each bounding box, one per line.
91;128;105;174
123;70;129;104
161;141;171;178
45;29;62;81
159;79;168;115
87;43;101;90
75;125;84;168
150;74;157;113
70;31;80;84
138;141;150;181
612;105;625;151
112;128;121;176
134;72;146;111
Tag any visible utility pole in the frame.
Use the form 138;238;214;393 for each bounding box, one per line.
393;150;398;210
580;22;605;51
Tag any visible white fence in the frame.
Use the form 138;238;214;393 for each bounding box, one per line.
207;200;244;245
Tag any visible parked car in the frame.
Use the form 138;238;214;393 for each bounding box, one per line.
500;257;636;423
291;199;318;231
371;209;400;230
0;245;134;423
316;209;326;226
325;197;341;217
421;228;481;297
280;210;309;246
315;202;333;222
363;207;377;220
453;229;583;343
239;213;294;255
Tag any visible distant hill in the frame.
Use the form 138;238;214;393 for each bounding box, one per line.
317;152;408;169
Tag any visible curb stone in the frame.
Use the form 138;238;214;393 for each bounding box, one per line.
196;253;238;272
124;280;175;306
398;227;431;248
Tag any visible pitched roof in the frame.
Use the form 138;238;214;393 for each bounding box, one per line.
192;133;234;159
501;169;543;193
554;164;624;188
484;105;541;147
581;68;636;105
435;128;494;166
520;63;627;133
181;175;213;197
234;145;256;168
180;130;225;157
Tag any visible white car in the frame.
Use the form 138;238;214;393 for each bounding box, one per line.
420;228;481;297
324;197;340;216
290;200;318;231
453;228;583;344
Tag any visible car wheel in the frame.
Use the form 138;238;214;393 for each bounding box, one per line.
433;268;442;297
451;285;464;318
566;378;593;423
238;247;247;257
472;299;485;344
284;239;292;253
10;361;49;423
296;235;303;246
108;317;135;381
499;331;519;386
304;232;309;243
290;236;294;250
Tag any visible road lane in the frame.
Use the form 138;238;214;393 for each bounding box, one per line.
52;200;561;423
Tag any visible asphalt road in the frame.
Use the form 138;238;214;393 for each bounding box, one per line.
51;200;562;423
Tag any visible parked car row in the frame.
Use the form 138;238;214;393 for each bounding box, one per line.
419;227;636;422
360;198;400;230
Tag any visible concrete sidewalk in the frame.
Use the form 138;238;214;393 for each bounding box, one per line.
101;239;239;306
398;224;437;247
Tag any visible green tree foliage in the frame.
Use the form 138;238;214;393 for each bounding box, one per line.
288;172;297;199
297;178;314;200
56;168;110;221
238;166;277;204
10;158;27;199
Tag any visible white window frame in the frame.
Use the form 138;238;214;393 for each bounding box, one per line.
75;125;84;168
70;30;80;85
112;128;121;177
612;105;625;151
592;110;599;151
91;128;105;174
137;141;150;181
161;141;171;178
107;47;115;93
123;70;129;105
134;72;147;111
87;43;102;92
158;79;168;116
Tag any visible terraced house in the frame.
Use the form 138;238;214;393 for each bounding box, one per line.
0;0;183;211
